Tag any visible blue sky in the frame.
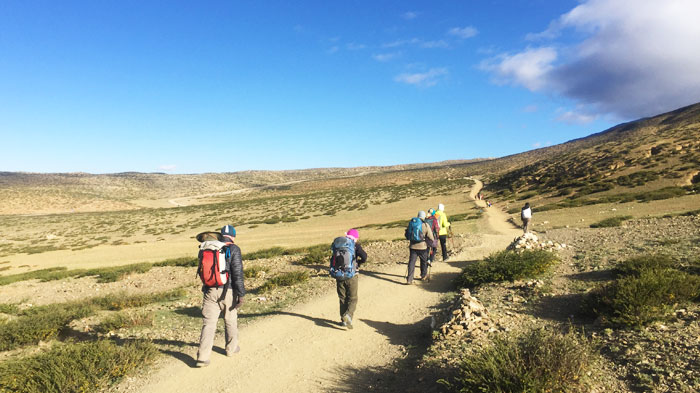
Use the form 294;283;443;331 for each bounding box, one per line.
2;0;699;174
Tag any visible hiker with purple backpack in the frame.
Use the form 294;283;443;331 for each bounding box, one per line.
425;208;441;264
329;229;367;329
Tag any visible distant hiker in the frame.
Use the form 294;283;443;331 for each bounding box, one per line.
404;211;435;284
434;203;451;261
425;208;440;264
330;229;367;329
195;225;245;367
521;203;532;233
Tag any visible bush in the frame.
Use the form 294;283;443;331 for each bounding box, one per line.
298;244;329;265
94;312;154;333
0;339;157;393
585;268;700;328
244;247;288;260
614;254;675;277
259;271;309;293
243;265;269;279
0;288;186;351
455;250;559;288
0;304;93;351
590;216;633;228
442;328;596;393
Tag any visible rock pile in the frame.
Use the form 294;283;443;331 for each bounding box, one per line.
438;288;494;338
507;232;567;252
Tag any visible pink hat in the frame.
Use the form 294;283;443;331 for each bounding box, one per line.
346;228;359;241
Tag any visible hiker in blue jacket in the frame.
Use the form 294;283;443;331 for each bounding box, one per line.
332;229;367;329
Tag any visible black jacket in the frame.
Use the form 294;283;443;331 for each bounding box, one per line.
224;243;246;297
355;242;367;266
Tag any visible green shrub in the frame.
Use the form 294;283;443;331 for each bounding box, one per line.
0;288;186;351
0;303;94;351
455;250;559;288
153;257;197;267
244;265;269;278
94;312;154;333
298;244;329;265
590;216;633;228
0;339;157;393
614;254;675;277
585;269;700;328
441;328;596;393
0;303;19;314
259;271;309;293
244;247;288;260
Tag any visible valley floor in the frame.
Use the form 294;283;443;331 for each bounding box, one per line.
109;180;522;393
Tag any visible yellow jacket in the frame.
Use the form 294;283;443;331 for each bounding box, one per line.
435;210;450;236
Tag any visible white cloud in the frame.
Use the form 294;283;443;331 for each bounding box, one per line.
522;105;538;113
159;164;176;171
483;0;700;119
373;52;401;62
394;68;448;87
448;26;478;39
402;11;418;20
326;46;339;54
532;142;542;148
555;110;597;125
481;47;557;90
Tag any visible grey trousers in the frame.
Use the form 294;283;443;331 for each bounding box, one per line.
197;286;238;362
523;218;531;233
336;275;359;320
408;248;429;282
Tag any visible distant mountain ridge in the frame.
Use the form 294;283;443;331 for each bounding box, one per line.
1;102;699;215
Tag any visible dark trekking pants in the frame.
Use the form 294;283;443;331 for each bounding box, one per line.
439;235;448;260
407;248;429;282
337;274;358;319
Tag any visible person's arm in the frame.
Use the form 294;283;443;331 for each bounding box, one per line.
355;243;367;266
229;245;246;298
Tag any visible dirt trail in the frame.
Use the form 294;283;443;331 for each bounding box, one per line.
131;180;521;393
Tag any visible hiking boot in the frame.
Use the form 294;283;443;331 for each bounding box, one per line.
195;360;210;368
406;279;414;285
342;314;353;329
226;346;240;357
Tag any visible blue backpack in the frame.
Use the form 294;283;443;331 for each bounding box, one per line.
405;217;424;242
330;237;356;280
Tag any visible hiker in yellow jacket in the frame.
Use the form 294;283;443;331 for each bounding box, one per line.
434;203;451;261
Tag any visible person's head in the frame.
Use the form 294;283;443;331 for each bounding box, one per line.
221;225;236;242
346;228;359;241
524;202;530;209
418;211;426;220
438;203;445;211
428;208;435;216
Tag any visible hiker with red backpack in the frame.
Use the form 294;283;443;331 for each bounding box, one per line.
330;228;367;329
194;225;245;367
405;211;435;284
425;208;440;264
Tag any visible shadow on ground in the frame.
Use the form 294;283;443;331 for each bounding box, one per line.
526;292;593;324
321;317;453;393
239;310;344;330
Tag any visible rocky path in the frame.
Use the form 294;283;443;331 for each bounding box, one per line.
127;180;521;393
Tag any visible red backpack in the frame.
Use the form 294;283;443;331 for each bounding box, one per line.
196;238;230;287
